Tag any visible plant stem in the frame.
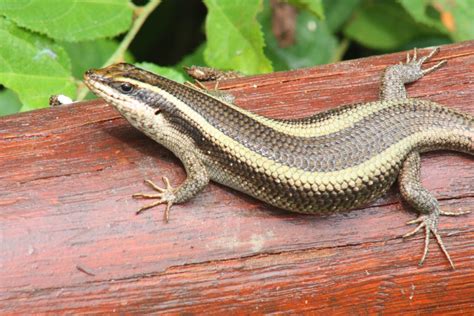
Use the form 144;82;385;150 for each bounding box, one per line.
77;0;161;101
332;38;350;63
104;0;161;66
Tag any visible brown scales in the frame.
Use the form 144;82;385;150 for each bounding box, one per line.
85;48;473;269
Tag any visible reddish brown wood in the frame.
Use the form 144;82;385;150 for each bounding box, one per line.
1;42;473;314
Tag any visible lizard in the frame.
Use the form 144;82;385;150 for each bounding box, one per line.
84;48;473;269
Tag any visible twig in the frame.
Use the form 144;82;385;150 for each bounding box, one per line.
76;0;162;101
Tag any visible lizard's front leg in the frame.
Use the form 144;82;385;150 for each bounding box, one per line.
184;65;243;104
133;150;209;223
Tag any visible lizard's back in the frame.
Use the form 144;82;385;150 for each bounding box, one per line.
185;97;473;214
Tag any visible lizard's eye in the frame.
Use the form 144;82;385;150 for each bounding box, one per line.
118;82;134;94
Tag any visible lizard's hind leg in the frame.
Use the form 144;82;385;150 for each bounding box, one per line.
398;151;470;269
380;47;447;100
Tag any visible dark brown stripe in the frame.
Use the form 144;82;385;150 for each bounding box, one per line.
123;68;473;172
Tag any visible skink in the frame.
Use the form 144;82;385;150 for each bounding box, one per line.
84;48;473;268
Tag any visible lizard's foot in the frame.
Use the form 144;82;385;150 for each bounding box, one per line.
403;47;447;76
183;65;241;103
184;65;243;82
403;209;470;269
132;176;176;223
184;79;236;104
380;47;447;100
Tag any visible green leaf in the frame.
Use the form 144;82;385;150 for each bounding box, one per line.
435;0;474;41
203;0;272;74
260;1;337;71
0;89;22;116
62;40;121;80
288;0;324;19
0;18;75;111
324;0;361;32
344;0;440;50
135;62;186;83
0;0;133;42
398;0;447;32
399;36;451;51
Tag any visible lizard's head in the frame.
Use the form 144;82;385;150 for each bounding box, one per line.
84;63;172;137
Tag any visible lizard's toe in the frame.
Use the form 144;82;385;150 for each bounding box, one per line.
402;209;467;270
133;177;176;222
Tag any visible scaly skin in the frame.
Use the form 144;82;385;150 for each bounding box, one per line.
84;48;473;268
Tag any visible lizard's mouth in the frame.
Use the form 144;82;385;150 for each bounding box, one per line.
83;68;113;89
83;68;108;94
83;67;127;103
83;66;160;130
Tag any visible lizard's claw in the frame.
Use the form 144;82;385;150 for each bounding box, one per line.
403;209;469;270
132;176;176;223
405;47;447;75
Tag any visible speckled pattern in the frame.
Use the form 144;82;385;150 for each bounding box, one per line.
85;48;473;267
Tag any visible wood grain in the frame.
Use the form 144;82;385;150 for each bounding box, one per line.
1;42;473;314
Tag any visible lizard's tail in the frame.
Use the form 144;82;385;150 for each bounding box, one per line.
423;105;474;155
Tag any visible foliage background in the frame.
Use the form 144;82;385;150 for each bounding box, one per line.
0;0;472;116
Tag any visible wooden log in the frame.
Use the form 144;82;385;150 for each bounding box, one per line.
0;41;473;314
